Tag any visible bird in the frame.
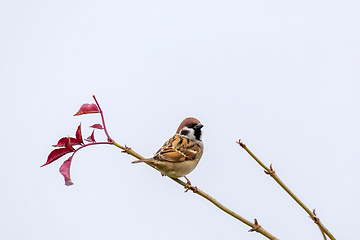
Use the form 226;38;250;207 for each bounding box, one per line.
132;117;204;190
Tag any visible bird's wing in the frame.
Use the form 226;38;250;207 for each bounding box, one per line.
153;135;201;163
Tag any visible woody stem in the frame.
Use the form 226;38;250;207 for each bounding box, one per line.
239;142;335;240
92;97;278;239
111;140;278;240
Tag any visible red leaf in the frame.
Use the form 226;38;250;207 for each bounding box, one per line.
75;124;84;145
53;137;81;147
59;157;74;186
85;130;96;143
74;103;100;116
65;137;75;152
41;148;72;167
90;124;103;130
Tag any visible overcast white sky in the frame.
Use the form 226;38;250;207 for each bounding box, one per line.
1;1;359;239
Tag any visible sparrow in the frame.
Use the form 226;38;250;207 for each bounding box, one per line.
132;117;204;189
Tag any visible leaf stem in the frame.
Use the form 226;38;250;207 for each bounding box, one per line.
93;95;113;142
72;141;114;156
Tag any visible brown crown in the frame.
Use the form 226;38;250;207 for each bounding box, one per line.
176;117;201;133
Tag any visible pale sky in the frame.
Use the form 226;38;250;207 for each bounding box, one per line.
1;1;359;239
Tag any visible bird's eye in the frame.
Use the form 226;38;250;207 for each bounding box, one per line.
180;129;190;136
187;123;195;128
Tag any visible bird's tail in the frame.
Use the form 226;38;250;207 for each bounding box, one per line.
131;159;148;164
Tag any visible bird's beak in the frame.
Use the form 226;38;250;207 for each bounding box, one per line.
194;123;204;129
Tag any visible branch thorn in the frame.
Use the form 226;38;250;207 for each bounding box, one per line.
311;209;320;223
264;164;275;175
121;145;132;154
248;219;262;232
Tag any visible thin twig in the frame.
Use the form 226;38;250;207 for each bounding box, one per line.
113;141;278;240
93;95;113;142
90;96;279;239
237;140;335;240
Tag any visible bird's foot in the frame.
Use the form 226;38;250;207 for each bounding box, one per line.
184;176;198;193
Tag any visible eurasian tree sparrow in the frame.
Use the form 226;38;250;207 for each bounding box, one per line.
132;117;204;187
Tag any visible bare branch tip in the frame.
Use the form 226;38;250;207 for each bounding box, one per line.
236;139;246;148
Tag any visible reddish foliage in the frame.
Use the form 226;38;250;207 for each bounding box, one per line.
85;130;96;143
53;137;80;147
74;103;100;116
90;124;103;130
59;157;73;186
64;137;75;152
43;96;113;186
41;148;73;167
75;124;84;145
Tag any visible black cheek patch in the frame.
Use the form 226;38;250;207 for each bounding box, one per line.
180;129;190;136
194;129;202;140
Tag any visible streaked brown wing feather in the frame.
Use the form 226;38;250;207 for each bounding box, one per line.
153;135;201;163
155;148;187;162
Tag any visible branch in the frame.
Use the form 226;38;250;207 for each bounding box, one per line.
114;141;278;240
44;96;280;239
93;96;278;239
237;140;335;240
